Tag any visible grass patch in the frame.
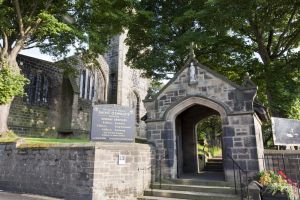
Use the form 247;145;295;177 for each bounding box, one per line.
0;131;19;143
23;137;89;144
17;137;90;148
0;133;90;148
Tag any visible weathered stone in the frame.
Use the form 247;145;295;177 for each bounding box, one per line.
247;160;259;170
164;121;172;130
0;143;155;200
234;142;243;147
161;130;173;140
223;137;233;147
244;137;257;147
223;127;235;136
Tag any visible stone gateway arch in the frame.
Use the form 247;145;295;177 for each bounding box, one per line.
144;56;265;181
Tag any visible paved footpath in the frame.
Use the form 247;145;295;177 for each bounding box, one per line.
0;191;63;200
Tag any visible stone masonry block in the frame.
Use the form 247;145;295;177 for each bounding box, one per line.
223;127;235;136
244;137;257;148
223;137;233;147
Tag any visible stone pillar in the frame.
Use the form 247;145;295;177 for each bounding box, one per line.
223;114;264;181
147;120;177;180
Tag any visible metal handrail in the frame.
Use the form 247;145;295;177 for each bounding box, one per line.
226;154;249;200
138;150;164;196
227;155;300;200
158;153;166;189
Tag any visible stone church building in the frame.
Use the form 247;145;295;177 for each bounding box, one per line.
8;34;149;137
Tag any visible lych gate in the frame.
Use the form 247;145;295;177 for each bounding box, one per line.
144;55;265;181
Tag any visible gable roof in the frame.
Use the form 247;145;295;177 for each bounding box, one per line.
145;56;257;102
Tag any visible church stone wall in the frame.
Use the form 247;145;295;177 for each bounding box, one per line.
9;33;150;138
8;55;63;137
105;33;150;138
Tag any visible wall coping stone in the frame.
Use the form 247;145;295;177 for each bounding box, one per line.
265;149;300;155
1;141;153;150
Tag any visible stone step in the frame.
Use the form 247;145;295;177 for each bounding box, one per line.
206;161;223;165
204;162;223;172
207;158;223;163
138;197;189;200
143;189;240;200
151;183;235;194
203;169;223;172
206;160;223;163
205;163;223;167
161;179;235;187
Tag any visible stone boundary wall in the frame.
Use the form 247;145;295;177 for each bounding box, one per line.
264;150;300;182
0;142;154;200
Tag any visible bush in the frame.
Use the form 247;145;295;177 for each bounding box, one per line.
0;65;28;104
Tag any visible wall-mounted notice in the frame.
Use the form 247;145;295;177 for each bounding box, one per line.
90;105;135;142
272;117;300;145
118;154;126;165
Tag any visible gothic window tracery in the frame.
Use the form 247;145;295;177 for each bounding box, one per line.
23;71;50;106
79;69;105;102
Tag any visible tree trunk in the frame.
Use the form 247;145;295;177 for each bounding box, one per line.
0;103;11;136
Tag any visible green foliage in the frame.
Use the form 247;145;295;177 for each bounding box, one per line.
23;137;89;144
127;0;300;118
0;65;28;104
197;144;221;157
288;98;300;120
0;0;134;58
196;115;222;144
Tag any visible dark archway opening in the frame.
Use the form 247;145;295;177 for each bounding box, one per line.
175;104;223;178
58;78;74;135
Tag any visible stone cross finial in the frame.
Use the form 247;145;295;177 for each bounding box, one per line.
189;42;196;58
242;72;257;88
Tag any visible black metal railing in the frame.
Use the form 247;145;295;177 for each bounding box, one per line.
138;165;152;193
139;151;166;196
158;153;166;189
228;154;300;200
227;154;249;200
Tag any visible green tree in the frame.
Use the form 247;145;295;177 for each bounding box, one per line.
126;0;300;118
196;115;222;146
0;0;133;135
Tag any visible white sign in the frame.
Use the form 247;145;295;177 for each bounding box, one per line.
118;154;126;165
272;117;300;145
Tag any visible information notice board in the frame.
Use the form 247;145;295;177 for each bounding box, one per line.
272;117;300;145
90;105;135;142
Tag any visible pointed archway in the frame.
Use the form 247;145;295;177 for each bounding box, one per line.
144;57;264;181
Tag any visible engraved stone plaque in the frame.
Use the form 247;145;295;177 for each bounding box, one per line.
90;105;135;142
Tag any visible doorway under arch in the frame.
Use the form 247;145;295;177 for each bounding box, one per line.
175;104;223;177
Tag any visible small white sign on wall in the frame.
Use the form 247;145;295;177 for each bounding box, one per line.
118;154;126;165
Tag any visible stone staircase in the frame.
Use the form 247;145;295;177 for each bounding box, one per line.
203;158;223;172
138;178;240;200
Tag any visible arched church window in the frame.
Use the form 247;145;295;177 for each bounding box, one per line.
128;91;140;124
79;69;97;101
23;72;50;106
